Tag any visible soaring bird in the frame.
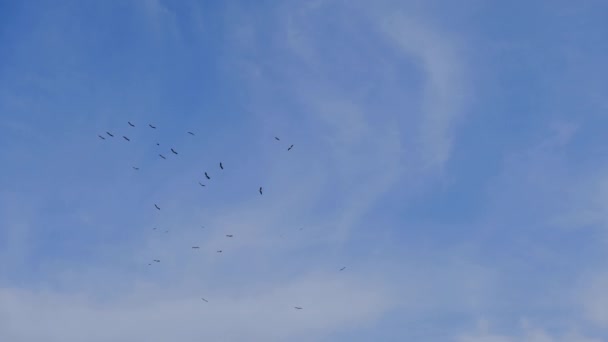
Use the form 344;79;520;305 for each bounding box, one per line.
106;132;114;137
192;246;200;249
275;137;280;141
219;162;224;170
187;131;195;136
123;136;130;141
171;148;178;155
159;154;166;159
156;143;160;146
198;182;206;187
98;135;106;140
288;144;294;151
154;204;160;210
216;250;222;253
201;298;208;302
340;267;346;271
205;172;210;180
294;307;303;310
132;167;139;170
149;124;156;129
259;187;263;195
128;121;135;127
153;228;157;230
226;234;233;238
153;259;160;262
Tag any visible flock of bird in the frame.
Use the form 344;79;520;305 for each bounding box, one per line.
98;121;346;311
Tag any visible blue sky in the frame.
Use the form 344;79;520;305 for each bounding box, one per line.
1;0;608;341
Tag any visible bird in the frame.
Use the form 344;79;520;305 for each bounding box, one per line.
128;121;135;127
153;228;157;230
154;204;160;210
340;267;346;271
98;135;106;140
294;307;303;310
216;250;222;253
226;234;233;238
106;132;114;137
171;148;178;155
149;124;156;129
198;182;206;187
192;246;200;249
148;263;151;266
132;167;139;170
259;187;263;195
219;162;224;170
156;143;160;146
288;144;294;151
153;259;160;262
275;137;280;141
205;172;210;180
201;298;208;302
159;154;166;159
187;131;195;136
123;136;130;141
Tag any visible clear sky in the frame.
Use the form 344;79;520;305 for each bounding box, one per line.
1;1;607;341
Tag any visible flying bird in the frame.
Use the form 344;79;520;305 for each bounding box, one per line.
187;131;195;136
288;144;294;151
219;162;223;170
149;124;156;129
128;121;135;127
192;246;200;249
216;250;222;253
156;142;160;146
106;132;114;137
171;148;178;155
294;307;303;310
275;137;280;141
153;259;160;262
226;235;233;238
123;136;130;141
153;228;157;230
98;135;106;140
201;298;208;302
154;204;160;210
259;187;263;195
198;182;206;187
159;154;166;159
132;167;139;170
205;172;210;180
340;267;346;271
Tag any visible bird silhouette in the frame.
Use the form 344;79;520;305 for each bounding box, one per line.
106;132;114;137
132;167;139;170
98;135;106;140
159;154;166;159
340;267;346;271
275;137;280;141
154;204;160;210
156;143;160;146
201;298;208;302
226;234;233;238
205;172;210;180
153;259;160;262
294;307;303;310
123;136;130;141
128;121;135;127
219;162;224;170
149;124;156;129
259;187;263;195
198;182;206;187
288;144;294;151
187;131;195;136
216;250;222;253
192;246;200;249
171;148;178;155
